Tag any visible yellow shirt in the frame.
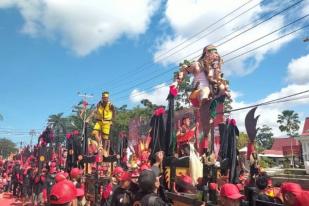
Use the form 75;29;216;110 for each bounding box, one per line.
96;102;113;121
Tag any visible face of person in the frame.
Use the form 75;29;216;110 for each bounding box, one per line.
102;96;109;103
220;197;240;206
131;177;138;184
183;118;190;127
123;180;131;189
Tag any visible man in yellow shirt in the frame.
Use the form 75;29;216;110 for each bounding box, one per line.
92;91;115;157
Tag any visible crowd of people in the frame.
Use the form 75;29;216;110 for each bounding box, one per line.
1;147;309;206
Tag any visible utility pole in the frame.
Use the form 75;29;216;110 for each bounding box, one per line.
29;129;36;150
77;92;94;174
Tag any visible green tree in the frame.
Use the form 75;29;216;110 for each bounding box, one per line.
256;125;274;150
174;71;191;111
237;132;248;150
0;138;18;158
48;113;67;145
277;110;301;136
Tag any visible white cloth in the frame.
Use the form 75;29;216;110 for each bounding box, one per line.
189;143;203;185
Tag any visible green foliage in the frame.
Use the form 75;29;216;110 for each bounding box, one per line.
259;157;275;168
48;113;67;145
277;110;301;136
175;75;191;111
237;132;248;150
0;138;18;158
256;125;274;150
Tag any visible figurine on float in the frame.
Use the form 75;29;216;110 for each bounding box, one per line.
177;45;230;154
176;115;199;157
92;91;115;157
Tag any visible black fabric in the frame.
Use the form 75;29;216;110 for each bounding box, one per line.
149;114;165;162
227;123;239;184
164;92;175;157
218;123;228;160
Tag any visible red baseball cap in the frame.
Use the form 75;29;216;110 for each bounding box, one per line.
220;183;244;200
70;168;83;178
50;180;77;204
140;164;150;171
112;166;124;176
55;173;67;183
119;172;131;182
131;170;140;178
209;183;217;191
76;188;85;197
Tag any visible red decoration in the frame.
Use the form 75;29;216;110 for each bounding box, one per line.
177;131;195;143
82;101;88;107
169;85;178;97
66;133;72;139
154;107;165;116
247;142;255;160
229;119;237;126
73;130;79;136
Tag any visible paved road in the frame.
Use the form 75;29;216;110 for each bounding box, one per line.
0;193;23;206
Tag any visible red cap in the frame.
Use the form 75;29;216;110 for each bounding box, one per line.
50;180;77;204
70;168;83;179
55;173;67;183
300;191;309;206
220;183;244;200
76;188;85;197
119;172;131;182
50;167;57;174
209;183;217;191
73;130;79;136
112;166;124;176
140;164;150;171
131;170;140;178
281;182;303;196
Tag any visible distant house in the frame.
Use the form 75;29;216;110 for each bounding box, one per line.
296;117;309;174
261;137;301;165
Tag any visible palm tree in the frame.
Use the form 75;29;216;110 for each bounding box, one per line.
48;113;67;146
277;110;301;168
277;110;300;136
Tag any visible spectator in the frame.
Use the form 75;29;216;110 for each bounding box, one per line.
281;182;303;206
110;171;133;206
255;174;274;202
220;183;244;206
133;169;167;206
50;180;77;206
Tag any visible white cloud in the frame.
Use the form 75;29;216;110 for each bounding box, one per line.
231;83;309;136
287;54;309;84
0;0;160;56
129;83;169;106
154;0;303;76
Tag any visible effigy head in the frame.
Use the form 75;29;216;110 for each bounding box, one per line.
202;45;221;64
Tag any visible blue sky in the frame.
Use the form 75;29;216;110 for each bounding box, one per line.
0;0;309;144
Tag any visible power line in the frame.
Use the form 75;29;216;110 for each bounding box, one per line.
224;23;309;63
111;1;304;98
109;0;303;94
88;0;257;89
114;17;309;101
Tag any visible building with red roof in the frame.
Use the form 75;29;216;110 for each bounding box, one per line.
296;117;309;174
261;137;301;158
